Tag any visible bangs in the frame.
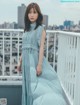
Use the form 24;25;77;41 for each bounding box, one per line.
29;7;38;13
28;4;38;13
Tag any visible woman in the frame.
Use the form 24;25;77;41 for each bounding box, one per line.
17;2;68;105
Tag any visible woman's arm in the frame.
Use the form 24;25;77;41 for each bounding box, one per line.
19;54;22;65
17;54;22;72
38;29;46;66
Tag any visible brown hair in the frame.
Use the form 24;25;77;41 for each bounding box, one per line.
24;2;43;32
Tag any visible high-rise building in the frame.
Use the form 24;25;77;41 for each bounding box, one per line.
18;4;26;29
43;15;48;29
79;20;80;25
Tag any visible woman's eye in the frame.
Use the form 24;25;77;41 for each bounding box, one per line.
34;11;37;13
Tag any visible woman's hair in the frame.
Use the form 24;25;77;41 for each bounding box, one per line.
24;2;43;32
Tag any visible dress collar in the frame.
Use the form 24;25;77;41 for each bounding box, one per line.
30;22;36;30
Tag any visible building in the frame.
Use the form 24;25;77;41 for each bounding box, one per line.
78;20;80;25
63;20;74;30
0;22;18;29
43;15;48;29
18;4;26;29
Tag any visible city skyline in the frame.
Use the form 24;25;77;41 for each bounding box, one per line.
0;0;80;25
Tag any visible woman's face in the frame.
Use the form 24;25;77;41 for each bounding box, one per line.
28;8;38;23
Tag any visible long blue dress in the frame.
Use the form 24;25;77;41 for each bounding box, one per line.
21;22;68;105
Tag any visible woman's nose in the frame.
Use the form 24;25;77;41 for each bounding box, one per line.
31;13;34;16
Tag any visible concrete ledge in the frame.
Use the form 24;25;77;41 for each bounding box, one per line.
0;85;22;105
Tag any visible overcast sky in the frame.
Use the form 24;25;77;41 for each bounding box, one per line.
0;0;80;25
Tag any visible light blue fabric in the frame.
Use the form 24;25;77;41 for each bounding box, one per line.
21;22;68;105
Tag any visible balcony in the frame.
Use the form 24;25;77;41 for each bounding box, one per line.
0;29;80;105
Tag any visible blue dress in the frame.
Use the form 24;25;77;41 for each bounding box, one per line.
21;22;68;105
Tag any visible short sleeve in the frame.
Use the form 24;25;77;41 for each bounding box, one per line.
37;25;45;47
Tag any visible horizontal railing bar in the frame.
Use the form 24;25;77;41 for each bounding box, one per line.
0;76;22;80
0;81;22;85
0;29;80;37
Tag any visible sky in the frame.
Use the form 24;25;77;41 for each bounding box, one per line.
0;0;80;25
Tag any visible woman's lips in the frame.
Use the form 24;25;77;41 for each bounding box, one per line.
30;18;34;19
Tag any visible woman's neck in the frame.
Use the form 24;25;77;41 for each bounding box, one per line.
30;21;36;30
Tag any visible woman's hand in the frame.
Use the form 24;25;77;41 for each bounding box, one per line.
36;64;42;76
17;55;22;72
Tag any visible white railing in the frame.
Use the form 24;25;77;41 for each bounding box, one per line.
54;31;80;105
46;30;80;105
0;29;80;105
0;29;23;84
